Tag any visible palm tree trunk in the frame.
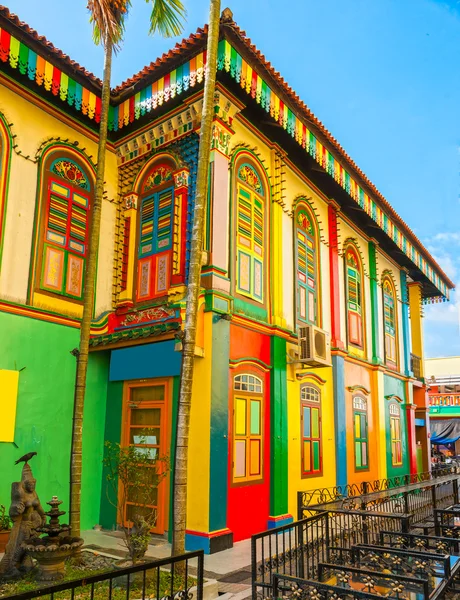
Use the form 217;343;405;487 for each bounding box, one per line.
172;0;221;556
70;35;113;538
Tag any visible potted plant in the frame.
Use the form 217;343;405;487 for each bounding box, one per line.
0;504;11;552
103;440;169;568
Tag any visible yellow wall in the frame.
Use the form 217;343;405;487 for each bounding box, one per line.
186;309;212;532
0;82;118;318
287;363;336;517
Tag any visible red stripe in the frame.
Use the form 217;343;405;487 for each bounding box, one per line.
52;65;61;96
251;70;257;98
129;95;135;123
164;72;170;89
95;96;102;123
0;29;11;62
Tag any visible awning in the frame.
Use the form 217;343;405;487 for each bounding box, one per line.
431;419;460;444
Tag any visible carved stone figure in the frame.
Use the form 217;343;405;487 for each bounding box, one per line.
0;463;45;578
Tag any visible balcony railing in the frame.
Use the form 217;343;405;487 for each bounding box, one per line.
410;353;422;379
429;393;460;406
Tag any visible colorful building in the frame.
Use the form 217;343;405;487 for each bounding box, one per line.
0;6;454;553
426;357;460;455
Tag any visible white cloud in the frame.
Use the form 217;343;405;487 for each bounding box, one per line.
430;232;460;245
424;298;460;325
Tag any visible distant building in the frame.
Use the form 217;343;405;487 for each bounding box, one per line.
426;357;460;456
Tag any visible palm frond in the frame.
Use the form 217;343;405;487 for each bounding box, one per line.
147;0;186;38
87;0;130;48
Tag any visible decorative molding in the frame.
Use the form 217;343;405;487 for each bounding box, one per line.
296;372;327;385
119;306;176;328
385;394;404;403
229;357;271;371
116;100;202;165
173;168;190;189
123;192;138;210
348;385;371;395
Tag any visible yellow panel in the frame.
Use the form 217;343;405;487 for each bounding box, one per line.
235;398;247;435
50;181;70;197
0;370;19;442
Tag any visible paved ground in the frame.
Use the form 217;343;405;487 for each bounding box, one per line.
82;529;253;597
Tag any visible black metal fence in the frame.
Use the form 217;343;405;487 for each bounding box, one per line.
297;470;459;524
0;550;204;600
251;512;329;599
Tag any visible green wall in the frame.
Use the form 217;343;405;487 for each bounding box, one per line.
383;374;409;478
0;311;109;531
99;380;124;530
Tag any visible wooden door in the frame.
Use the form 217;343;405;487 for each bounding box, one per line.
122;381;168;535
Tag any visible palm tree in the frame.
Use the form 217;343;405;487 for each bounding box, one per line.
172;0;221;556
70;0;186;538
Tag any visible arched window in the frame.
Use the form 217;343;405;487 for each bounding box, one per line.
36;153;92;301
232;373;263;483
136;163;175;301
383;277;398;367
295;206;318;325
235;161;265;303
389;402;402;466
345;247;364;348
301;385;322;476
353;395;369;470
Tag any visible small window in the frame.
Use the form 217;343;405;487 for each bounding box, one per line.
233;373;263;484
389;402;402;466
353;395;369;470
301;385;322;476
234;374;263;393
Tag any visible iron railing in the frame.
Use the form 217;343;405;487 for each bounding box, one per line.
297;469;459;520
379;530;460;555
0;550;204;600
272;573;385;600
434;506;460;538
251;512;329;600
320;508;411;548
316;563;430;599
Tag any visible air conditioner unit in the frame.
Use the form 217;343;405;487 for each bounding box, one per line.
298;325;331;367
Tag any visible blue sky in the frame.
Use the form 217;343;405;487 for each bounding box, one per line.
6;0;460;357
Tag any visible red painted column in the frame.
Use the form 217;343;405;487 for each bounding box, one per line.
405;403;418;475
328;203;345;349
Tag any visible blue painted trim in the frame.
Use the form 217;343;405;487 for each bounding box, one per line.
415;418;425;427
109;339;181;381
185;533;210;554
268;515;293;529
332;354;347;488
400;271;412;376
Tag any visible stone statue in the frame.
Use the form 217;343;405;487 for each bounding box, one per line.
0;462;46;578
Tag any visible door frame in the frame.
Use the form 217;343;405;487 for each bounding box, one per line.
121;378;171;535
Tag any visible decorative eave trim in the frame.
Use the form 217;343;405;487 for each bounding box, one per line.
217;38;453;299
348;385;371;395
296;372;327;385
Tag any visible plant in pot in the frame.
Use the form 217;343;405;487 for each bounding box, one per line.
103;440;169;567
0;504;11;553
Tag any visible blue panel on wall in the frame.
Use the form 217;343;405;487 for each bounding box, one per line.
109;340;181;381
415;418;425;427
